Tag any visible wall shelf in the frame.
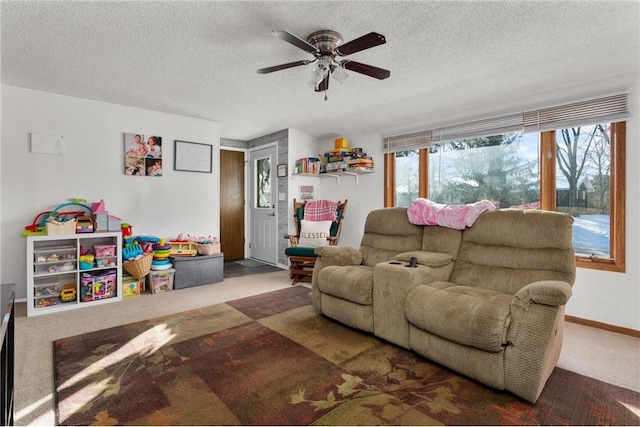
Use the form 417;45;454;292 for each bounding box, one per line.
292;170;373;188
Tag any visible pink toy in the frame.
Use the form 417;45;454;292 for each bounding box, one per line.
92;199;107;215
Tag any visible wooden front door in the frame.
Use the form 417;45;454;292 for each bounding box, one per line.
220;149;245;260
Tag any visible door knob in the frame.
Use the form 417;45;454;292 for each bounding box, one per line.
268;212;276;216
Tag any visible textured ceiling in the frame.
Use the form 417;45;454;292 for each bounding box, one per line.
2;1;639;141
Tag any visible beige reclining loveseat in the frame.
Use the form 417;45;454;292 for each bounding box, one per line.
312;206;575;403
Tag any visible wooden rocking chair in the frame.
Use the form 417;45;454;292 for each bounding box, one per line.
284;199;348;285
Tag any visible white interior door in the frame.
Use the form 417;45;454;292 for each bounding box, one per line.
249;145;277;264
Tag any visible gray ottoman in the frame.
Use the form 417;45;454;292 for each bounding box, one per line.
170;253;224;289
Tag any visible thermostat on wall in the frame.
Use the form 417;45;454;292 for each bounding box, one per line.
30;133;65;155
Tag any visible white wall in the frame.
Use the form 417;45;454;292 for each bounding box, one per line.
286;128;321;235
308;73;640;332
1;85;220;299
313;134;385;249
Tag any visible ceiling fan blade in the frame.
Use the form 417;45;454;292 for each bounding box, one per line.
257;60;310;74
271;30;319;54
315;74;330;92
342;60;390;80
335;32;386;56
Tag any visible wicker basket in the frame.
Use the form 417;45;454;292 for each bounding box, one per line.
197;242;221;255
123;253;153;278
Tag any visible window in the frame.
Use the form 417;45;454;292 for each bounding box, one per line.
428;133;539;207
540;122;625;272
394;150;420;207
384;121;626;272
256;157;271;208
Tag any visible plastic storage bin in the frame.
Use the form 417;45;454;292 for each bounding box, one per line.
34;246;77;275
33;279;60;297
94;245;117;258
34;295;59;308
147;269;175;294
95;257;117;268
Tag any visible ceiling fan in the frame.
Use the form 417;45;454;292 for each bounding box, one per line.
257;29;390;98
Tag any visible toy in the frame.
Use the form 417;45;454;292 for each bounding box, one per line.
94;245;116;258
76;215;94;233
48;262;74;273
79;254;95;270
169;240;198;257
123;280;141;299
151;238;173;269
34;284;60;297
81;270;117;301
122;243;143;261
60;283;77;303
35;297;58;308
121;223;133;238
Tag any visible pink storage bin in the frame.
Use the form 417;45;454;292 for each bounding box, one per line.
94;245;117;258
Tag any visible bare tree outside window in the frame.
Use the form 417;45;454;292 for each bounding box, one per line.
555;124;611;257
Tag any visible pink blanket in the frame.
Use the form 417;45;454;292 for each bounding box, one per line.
407;199;496;230
304;200;338;222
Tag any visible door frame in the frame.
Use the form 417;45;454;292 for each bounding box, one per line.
219;146;249;259
248;143;278;262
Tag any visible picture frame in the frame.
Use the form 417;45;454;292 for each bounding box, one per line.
124;133;163;177
277;163;288;178
174;140;213;173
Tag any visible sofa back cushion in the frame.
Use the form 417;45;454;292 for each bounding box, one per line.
451;209;576;295
421;225;463;259
359;207;423;267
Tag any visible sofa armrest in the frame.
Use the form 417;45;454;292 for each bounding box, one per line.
505;280;572;402
514;280;572;307
314;245;363;266
311;246;363;313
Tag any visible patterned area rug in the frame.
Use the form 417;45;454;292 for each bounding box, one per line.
54;286;640;425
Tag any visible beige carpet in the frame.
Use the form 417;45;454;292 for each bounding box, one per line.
14;269;640;425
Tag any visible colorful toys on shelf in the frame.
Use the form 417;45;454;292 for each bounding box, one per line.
22;199;126;236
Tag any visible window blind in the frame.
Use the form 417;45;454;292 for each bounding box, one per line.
383;92;629;153
383;130;432;152
522;93;629;132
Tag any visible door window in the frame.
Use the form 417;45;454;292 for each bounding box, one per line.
256;157;271;208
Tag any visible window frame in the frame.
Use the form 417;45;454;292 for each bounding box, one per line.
384;121;626;273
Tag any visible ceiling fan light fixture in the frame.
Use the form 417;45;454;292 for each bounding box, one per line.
332;64;349;84
308;57;331;89
258;29;389;97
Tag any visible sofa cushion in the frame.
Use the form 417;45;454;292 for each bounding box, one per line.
395;251;453;267
450;209;575;294
406;283;513;352
317;265;374;305
359;207;424;267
